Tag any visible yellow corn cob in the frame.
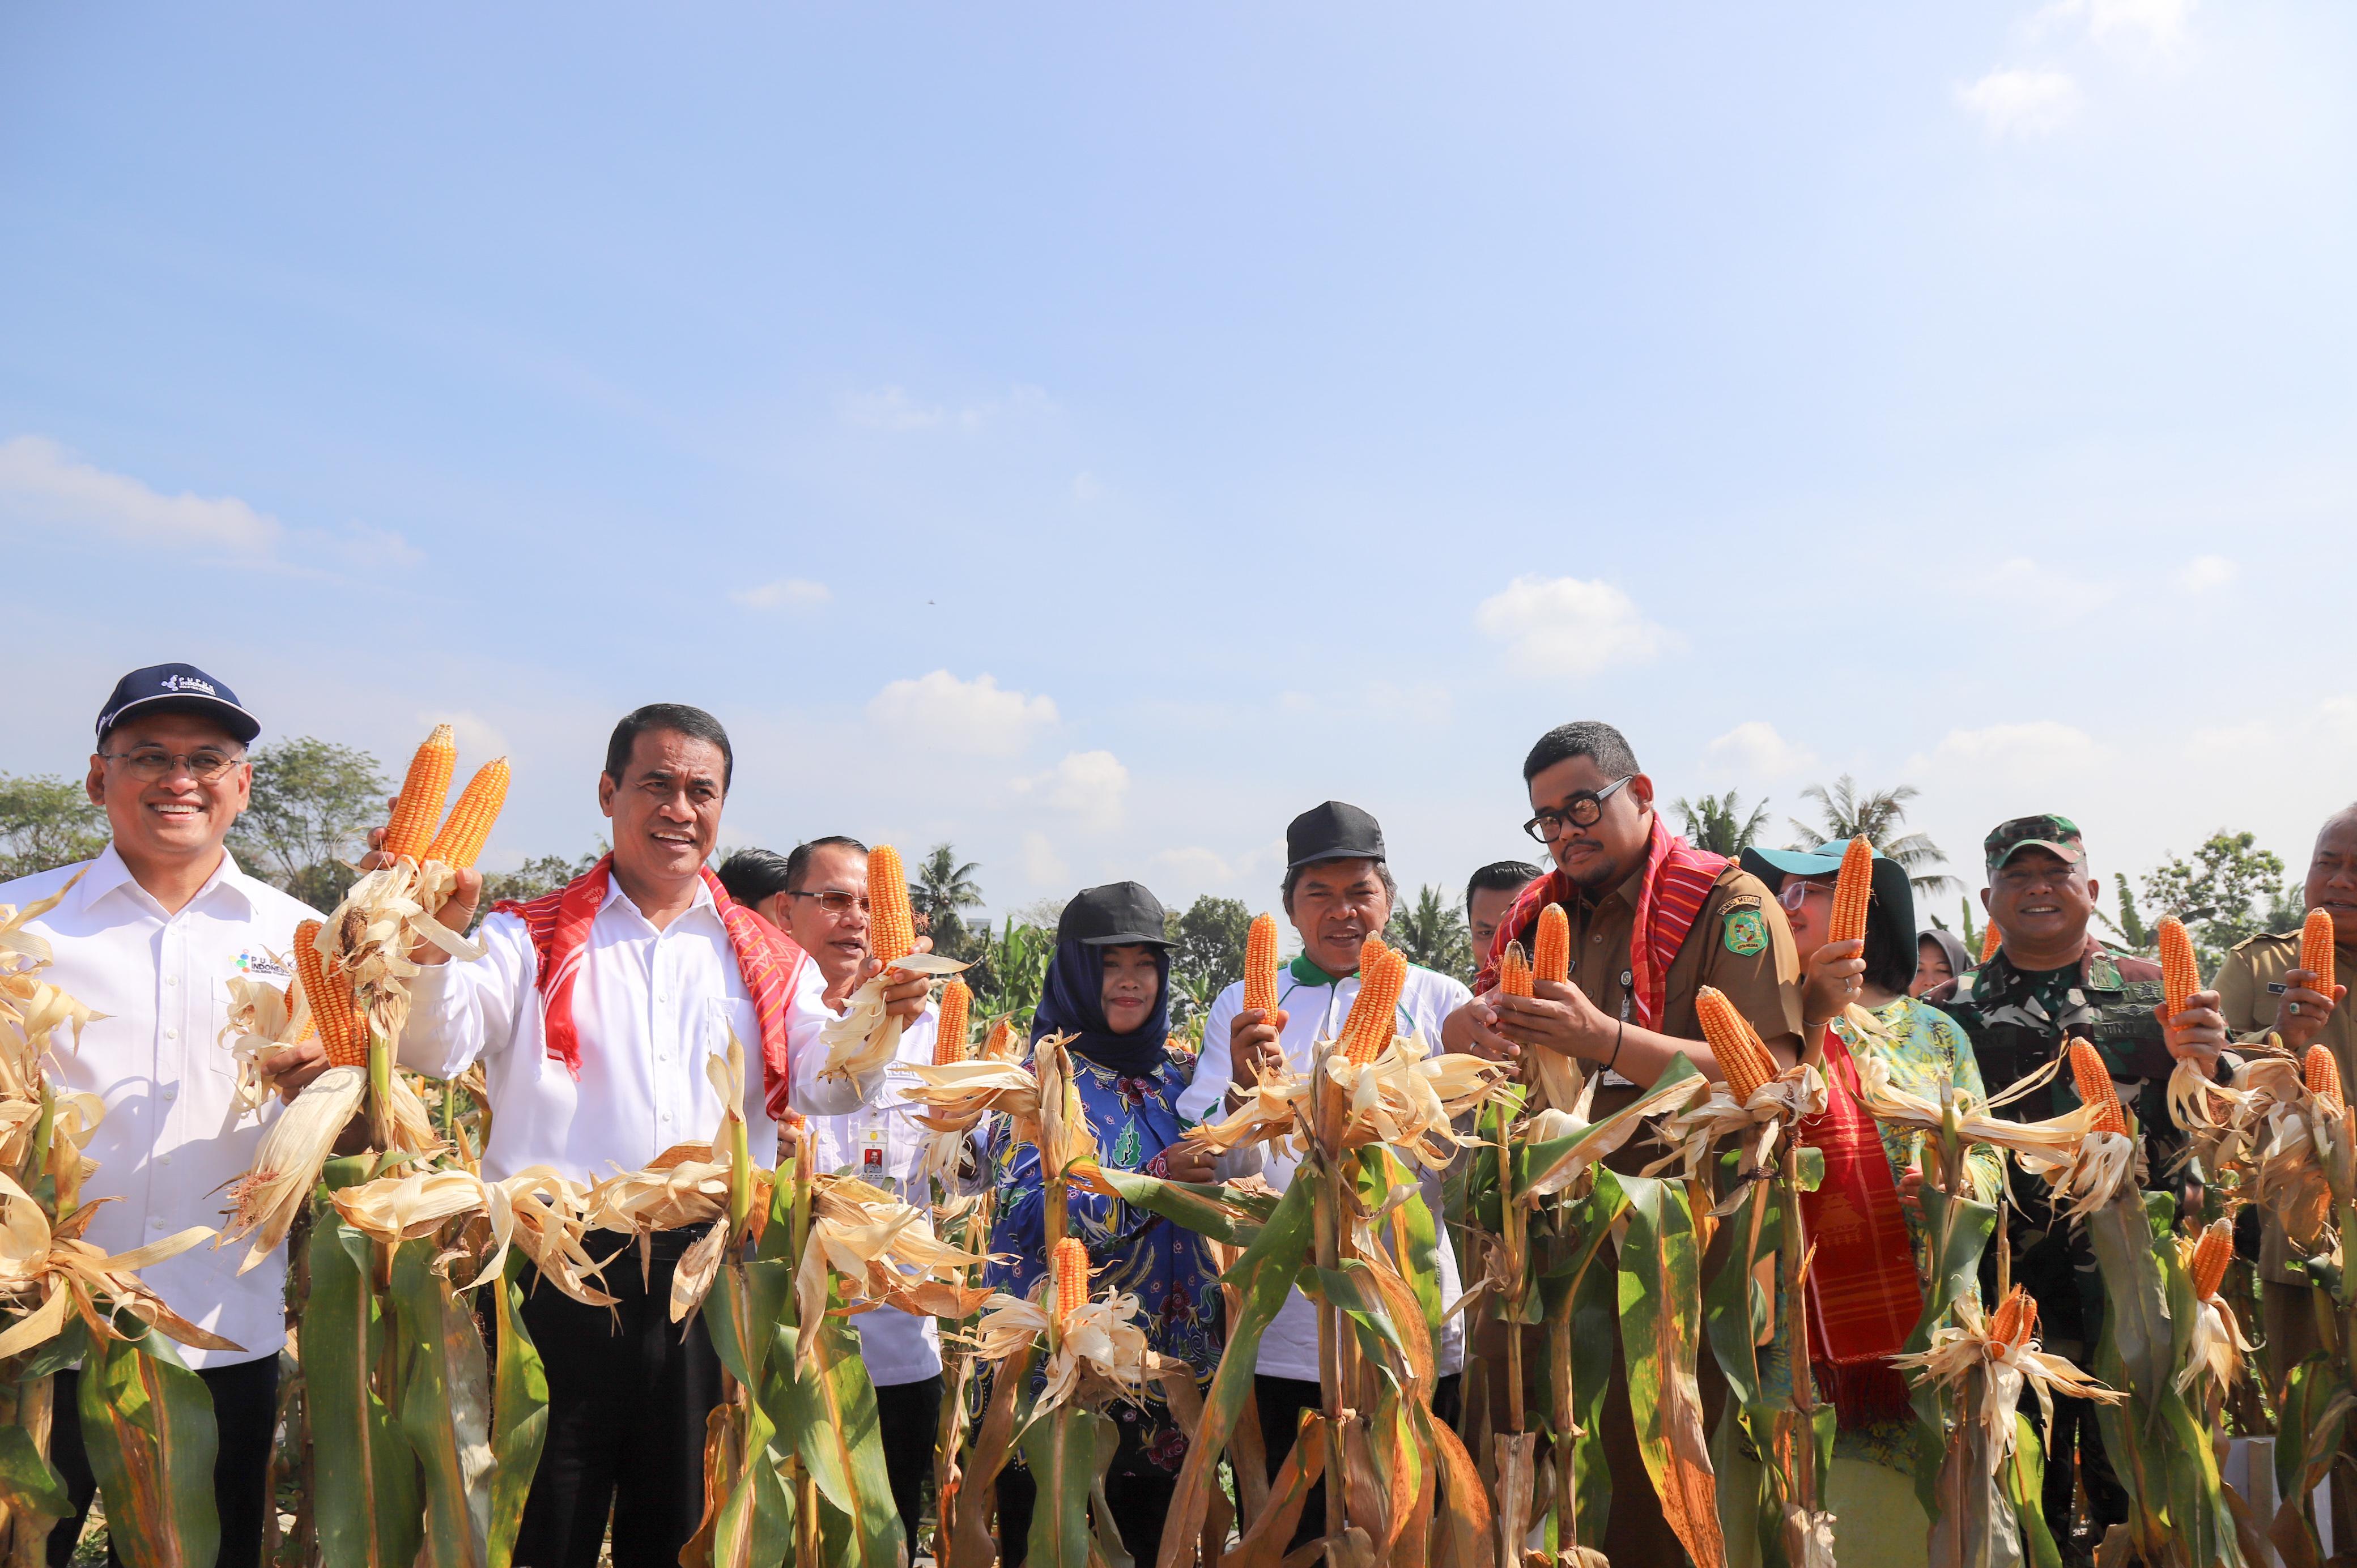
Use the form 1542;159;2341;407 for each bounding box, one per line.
2305;1044;2344;1113
294;920;367;1067
934;981;972;1066
867;845;914;970
1244;913;1280;1017
2302;908;2337;1000
2189;1217;2234;1302
1499;943;1534;1000
1532;903;1571;986
1827;836;1874;948
382;724;457;863
1981;923;2002;964
424;756;509;870
1340;940;1406;1065
1696;986;1777;1103
1988;1286;2038;1352
2158;916;2198;1019
2069;1041;2128;1136
1052;1235;1090;1327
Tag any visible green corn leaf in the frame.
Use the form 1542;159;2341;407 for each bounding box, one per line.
486;1251;546;1568
0;1420;67;1523
1905;1186;1997;1524
1152;1169;1318;1568
390;1242;492;1568
308;1214;423;1568
1611;1172;1722;1568
1073;1166;1279;1246
777;1301;897;1568
76;1329;220;1568
1020;1403;1104;1568
2006;1411;2062;1568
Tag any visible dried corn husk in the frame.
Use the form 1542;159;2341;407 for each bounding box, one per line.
899;1031;1097;1182
1649;1058;1828;1208
329;1164;616;1305
792;1174;994;1336
1892;1292;2121;1469
316;860;485;1039
1856;1054;2132;1220
218;1065;369;1273
1181;1028;1507;1169
219;972;309;1115
969;1286;1151;1417
818;952;969;1083
0;1170;240;1360
2171;1227;2253;1397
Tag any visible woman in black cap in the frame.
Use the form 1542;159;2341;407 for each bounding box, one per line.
982;881;1223;1566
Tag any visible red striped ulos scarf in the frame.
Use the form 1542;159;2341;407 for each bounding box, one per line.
494;854;807;1119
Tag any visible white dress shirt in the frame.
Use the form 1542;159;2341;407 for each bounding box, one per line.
0;845;320;1369
801;1006;943;1387
401;876;886;1186
1178;957;1475;1380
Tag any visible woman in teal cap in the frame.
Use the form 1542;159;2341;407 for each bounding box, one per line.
1718;845;2003;1568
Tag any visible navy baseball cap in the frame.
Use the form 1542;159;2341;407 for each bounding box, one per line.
95;664;261;746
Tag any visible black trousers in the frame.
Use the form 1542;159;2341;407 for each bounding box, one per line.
514;1226;724;1568
995;1464;1176;1568
1255;1372;1463;1551
46;1354;280;1568
874;1374;943;1557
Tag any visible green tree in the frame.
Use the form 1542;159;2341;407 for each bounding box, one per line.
2139;830;2300;977
968;918;1053;1030
1673;790;1771;858
476;851;606;928
229;737;390;910
1166;896;1253;1025
1789;776;1959;901
1386;884;1473;982
910;843;985;958
0;773;109;882
2099;872;2153;953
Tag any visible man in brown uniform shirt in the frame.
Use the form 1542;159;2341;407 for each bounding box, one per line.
1444;721;1803;1566
2215;804;2357;1392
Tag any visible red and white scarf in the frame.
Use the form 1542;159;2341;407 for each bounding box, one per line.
1799;1025;1925;1428
1478;816;1727;1030
494;855;808;1119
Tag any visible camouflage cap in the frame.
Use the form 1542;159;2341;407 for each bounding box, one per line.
1985;813;2086;871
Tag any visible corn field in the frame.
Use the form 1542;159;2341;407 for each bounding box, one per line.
0;753;2345;1568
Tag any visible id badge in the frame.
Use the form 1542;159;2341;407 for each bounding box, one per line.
861;1123;887;1179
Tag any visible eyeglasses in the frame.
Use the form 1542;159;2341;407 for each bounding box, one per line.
98;747;246;783
1777;878;1834;913
785;890;870;917
1522;777;1635;843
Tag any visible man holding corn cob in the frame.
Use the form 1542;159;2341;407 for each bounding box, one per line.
0;664;320;1568
317;704;930;1568
719;835;949;1557
1444;721;1804;1567
1925;813;2228;1556
2212;807;2357;1406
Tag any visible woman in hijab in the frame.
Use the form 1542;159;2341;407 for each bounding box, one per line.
984;882;1223;1568
1912;927;1971;998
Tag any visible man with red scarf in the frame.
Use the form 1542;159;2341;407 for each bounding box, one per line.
1443;719;1803;1566
367;704;924;1568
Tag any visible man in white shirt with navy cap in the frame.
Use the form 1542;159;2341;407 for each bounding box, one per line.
0;663;320;1568
1177;799;1475;1552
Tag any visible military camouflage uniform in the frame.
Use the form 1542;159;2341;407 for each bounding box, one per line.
1922;815;2171;1557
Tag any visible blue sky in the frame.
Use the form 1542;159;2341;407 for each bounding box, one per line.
5;2;2353;929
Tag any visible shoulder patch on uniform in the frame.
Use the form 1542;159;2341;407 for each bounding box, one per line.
1723;908;1768;957
1720;893;1763;914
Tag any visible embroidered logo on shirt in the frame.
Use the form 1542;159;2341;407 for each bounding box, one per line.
1722;909;1768;957
235;949;291;979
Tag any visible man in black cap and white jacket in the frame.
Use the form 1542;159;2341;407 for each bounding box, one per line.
0;664;320;1568
1176;800;1475;1541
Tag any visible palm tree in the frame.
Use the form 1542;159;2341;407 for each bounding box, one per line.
1789;776;1959;900
1385;884;1473;982
911;843;985;956
1672;790;1771;858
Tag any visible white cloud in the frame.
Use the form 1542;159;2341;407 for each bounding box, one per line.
730;577;832;611
0;434;281;552
1012;749;1130;831
865;671;1058;757
333;521;423;572
2175;555;2237;593
1706;722;1819;781
1926;721;2107;783
1152;838;1287;888
840;384;1053;433
1958;69;2081;138
1474;575;1677;679
1020;830;1069;888
2037;0;2194;49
